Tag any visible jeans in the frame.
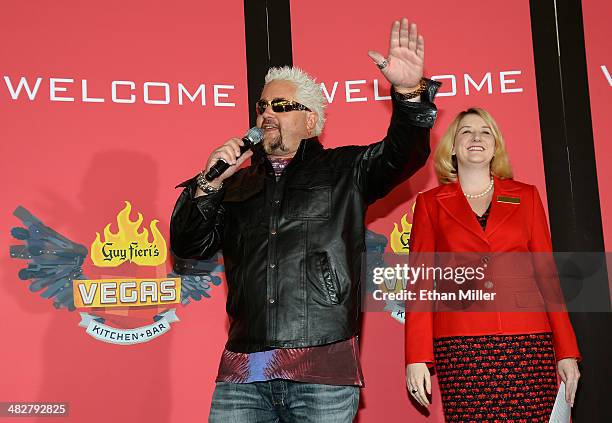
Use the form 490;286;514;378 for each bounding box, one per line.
208;380;360;423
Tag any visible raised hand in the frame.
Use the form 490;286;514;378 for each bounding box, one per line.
368;18;424;91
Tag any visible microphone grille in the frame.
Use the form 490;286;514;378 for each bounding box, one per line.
245;127;264;144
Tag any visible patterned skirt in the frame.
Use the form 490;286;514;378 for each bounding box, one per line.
433;333;557;423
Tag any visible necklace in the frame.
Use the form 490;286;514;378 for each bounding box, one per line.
464;178;494;199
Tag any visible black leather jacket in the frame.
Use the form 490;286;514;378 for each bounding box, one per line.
170;81;440;353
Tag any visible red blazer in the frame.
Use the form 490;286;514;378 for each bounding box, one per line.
404;177;581;367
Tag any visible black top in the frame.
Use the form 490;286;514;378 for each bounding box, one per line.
475;202;492;230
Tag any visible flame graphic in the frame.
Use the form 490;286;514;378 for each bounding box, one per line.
90;201;167;267
389;202;416;254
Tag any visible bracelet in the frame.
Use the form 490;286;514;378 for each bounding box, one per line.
395;78;427;100
196;171;223;194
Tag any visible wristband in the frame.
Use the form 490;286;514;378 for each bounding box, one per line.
196;171;223;194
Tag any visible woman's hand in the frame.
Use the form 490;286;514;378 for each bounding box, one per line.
558;358;580;407
406;363;431;408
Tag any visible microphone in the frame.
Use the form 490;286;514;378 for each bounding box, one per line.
205;127;264;181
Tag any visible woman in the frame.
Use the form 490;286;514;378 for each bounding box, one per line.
404;108;581;422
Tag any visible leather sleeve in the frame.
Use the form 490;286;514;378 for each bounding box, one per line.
169;175;226;263
354;79;441;205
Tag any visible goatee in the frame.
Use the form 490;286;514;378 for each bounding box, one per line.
264;133;289;155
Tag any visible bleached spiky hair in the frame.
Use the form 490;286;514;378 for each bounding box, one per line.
264;66;326;136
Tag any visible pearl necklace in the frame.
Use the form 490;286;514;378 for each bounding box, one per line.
464;178;494;199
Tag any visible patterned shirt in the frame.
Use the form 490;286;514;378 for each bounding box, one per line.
269;156;293;178
475;202;492;230
216;156;364;386
216;337;364;386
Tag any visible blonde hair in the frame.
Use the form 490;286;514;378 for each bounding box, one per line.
434;107;513;184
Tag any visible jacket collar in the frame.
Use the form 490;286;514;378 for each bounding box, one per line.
435;176;522;244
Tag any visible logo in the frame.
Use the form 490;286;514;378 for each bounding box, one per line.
10;204;223;345
389;201;416;254
385;202;419;323
90;201;166;267
74;278;181;308
390;214;411;254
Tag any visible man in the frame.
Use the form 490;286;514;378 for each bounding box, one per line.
170;18;439;422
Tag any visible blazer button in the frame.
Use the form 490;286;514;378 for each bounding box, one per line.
271;229;277;235
268;298;276;304
269;263;276;269
484;280;494;289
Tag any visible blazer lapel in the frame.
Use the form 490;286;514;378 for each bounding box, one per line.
485;177;522;237
436;183;489;244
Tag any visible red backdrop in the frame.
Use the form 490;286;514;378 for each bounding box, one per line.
582;0;612;297
1;1;246;422
1;0;597;421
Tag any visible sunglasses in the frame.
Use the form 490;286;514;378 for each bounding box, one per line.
256;98;311;115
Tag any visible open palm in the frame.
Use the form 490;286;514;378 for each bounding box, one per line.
369;18;424;90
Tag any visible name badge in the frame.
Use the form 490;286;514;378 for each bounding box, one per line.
497;195;520;204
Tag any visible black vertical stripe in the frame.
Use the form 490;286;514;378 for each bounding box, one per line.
531;0;611;421
243;0;293;128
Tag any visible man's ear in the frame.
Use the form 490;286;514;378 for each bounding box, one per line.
306;111;318;133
